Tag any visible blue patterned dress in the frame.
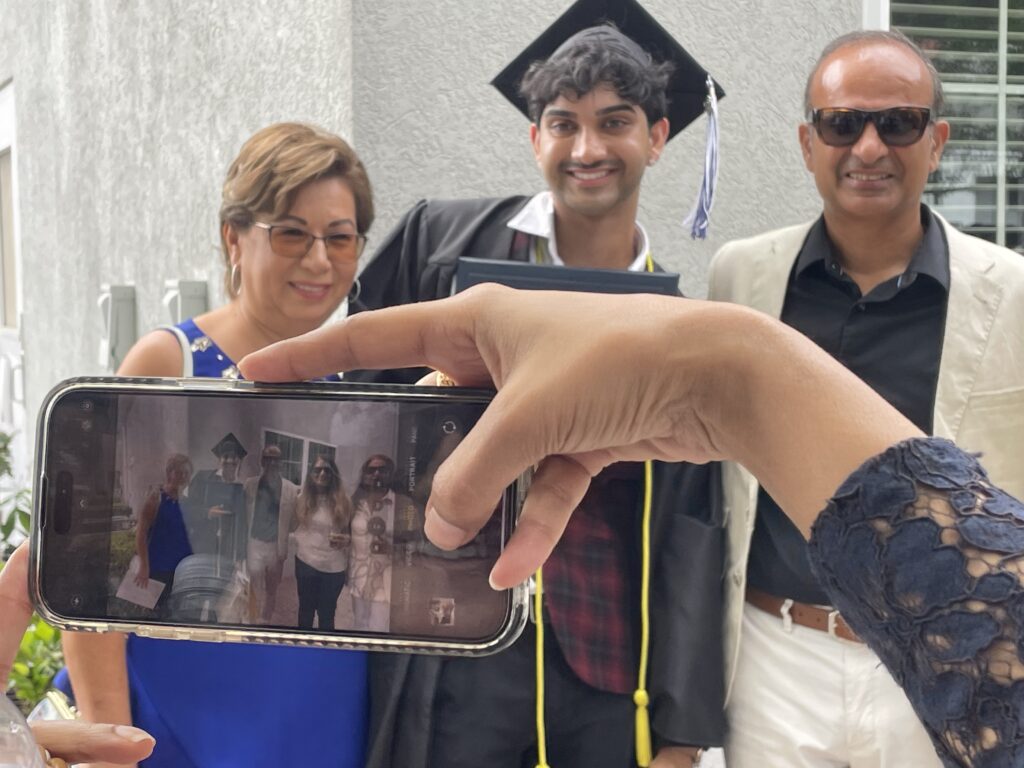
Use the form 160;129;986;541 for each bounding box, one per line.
124;318;368;768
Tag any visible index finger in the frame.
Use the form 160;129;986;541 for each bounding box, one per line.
240;301;444;382
0;543;33;688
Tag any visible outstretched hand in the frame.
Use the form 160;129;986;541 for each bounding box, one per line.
241;284;919;589
241;286;732;588
0;544;156;766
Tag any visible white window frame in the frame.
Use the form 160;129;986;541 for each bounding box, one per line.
306;441;336;476
890;0;1024;249
0;81;21;330
261;427;335;487
863;0;891;30
0;80;27;489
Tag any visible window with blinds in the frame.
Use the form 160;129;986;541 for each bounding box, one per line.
306;442;336;478
894;0;1024;253
0;149;13;326
262;429;305;486
263;429;338;487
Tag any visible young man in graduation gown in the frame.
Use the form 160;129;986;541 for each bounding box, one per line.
185;432;248;563
353;2;724;766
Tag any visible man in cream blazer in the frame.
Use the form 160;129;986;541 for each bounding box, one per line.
709;29;1024;768
243;444;299;622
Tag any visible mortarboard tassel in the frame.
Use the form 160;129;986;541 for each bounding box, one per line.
682;75;720;240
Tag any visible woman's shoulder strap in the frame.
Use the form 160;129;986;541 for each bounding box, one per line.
157;324;193;377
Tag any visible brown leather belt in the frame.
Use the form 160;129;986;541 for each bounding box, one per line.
746;586;861;643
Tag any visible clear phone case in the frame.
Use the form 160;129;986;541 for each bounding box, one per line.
0;695;45;768
30;376;528;657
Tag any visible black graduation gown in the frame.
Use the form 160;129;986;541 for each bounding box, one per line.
350;196;726;765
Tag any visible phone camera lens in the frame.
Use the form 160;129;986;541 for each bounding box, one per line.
441;420;458;435
80;400;94;412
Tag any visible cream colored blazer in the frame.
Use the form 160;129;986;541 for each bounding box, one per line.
708;212;1024;701
244;475;299;560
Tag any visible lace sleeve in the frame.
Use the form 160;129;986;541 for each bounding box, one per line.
808;437;1024;768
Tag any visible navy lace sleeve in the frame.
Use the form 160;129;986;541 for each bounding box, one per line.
808;437;1024;768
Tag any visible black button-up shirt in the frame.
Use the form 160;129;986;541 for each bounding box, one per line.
747;206;950;604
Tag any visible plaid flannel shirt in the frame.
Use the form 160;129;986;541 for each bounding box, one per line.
542;462;643;695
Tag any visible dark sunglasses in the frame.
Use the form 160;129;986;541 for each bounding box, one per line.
810;107;932;148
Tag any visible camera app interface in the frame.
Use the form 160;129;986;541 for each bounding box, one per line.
41;390;509;641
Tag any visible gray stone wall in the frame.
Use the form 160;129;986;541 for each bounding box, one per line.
0;0;860;433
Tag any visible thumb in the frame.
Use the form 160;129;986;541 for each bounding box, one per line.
423;387;546;551
488;454;594;589
0;543;32;689
30;721;155;765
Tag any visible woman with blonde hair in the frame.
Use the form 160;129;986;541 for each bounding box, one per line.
62;122;373;768
293;455;353;630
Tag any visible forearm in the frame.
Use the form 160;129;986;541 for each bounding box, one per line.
61;632;132;725
135;499;155;568
683;303;922;534
806;438;1020;765
135;534;148;571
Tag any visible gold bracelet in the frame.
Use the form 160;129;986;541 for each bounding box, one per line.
41;749;69;768
434;370;457;387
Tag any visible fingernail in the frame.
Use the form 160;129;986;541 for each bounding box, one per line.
114;725;155;743
424;505;467;550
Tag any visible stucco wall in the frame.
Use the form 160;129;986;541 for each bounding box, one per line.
0;0;860;439
0;0;356;428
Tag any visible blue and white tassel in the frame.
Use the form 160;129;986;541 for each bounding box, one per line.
682;76;720;240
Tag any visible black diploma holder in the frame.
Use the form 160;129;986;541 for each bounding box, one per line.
453;256;681;297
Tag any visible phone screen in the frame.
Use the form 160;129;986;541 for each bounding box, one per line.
35;382;516;648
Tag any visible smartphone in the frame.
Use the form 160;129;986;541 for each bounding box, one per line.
29;377;527;656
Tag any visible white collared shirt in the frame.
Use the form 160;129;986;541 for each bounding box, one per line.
506;191;651;272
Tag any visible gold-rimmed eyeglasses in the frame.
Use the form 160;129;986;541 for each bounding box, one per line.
253;222;367;262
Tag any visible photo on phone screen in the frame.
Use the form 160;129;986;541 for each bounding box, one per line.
32;381;523;652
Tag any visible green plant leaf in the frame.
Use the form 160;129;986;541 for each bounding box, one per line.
0;430;62;712
18;633;34;655
34;622;56;643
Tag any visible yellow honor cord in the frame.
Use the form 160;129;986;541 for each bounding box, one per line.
634;459;654;765
531;245;656;768
534;567;550;768
635;253;655;766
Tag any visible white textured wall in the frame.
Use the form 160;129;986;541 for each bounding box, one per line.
0;0;355;426
0;0;860;437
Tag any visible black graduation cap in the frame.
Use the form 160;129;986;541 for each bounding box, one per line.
211;432;247;460
490;0;725;238
490;0;724;141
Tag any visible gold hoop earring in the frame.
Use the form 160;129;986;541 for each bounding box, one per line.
231;263;242;296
